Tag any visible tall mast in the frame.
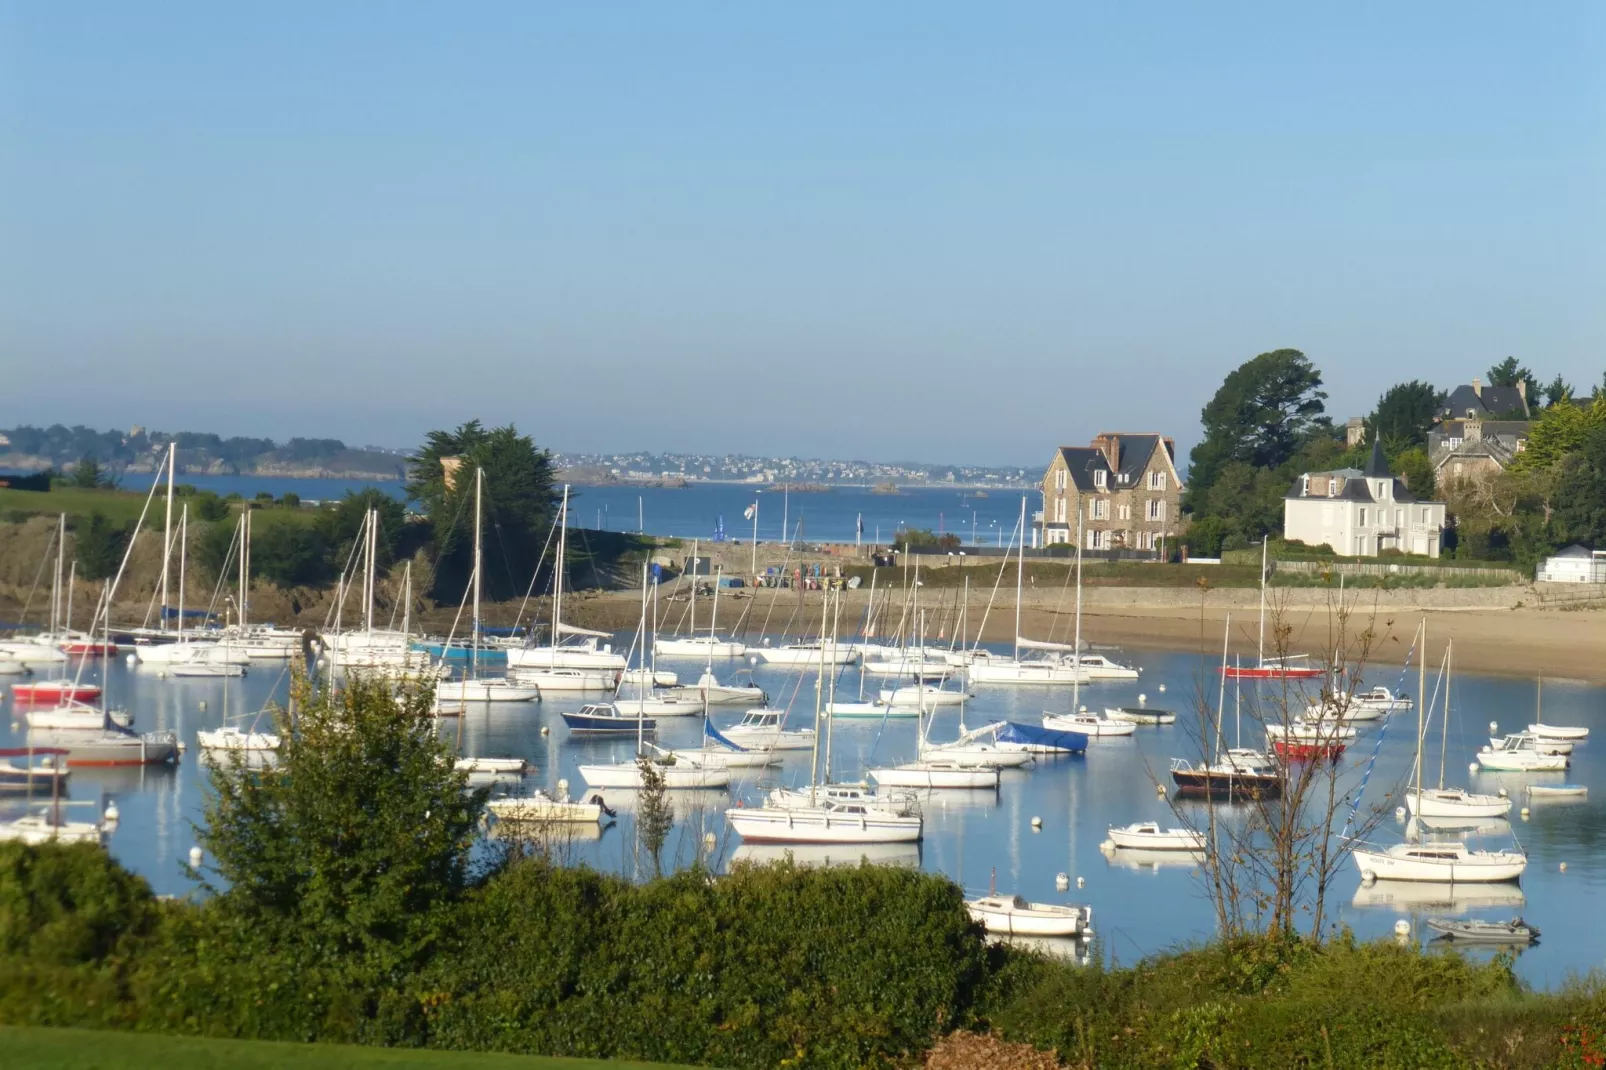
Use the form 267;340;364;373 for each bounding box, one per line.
706;565;722;678
1414;622;1426;804
362;508;376;634
160;444;175;631
239;507;250;630
1257;535;1268;666
638;563;649;720
825;588;839;784
688;538;698;643
64;561;76;636
1072;508;1084;712
51;513;65;635
1013;495;1025;662
551;487;569;667
472;467;483;680
1214;614;1230;763
1439;640;1451;790
178;503;188;638
635;562;649;756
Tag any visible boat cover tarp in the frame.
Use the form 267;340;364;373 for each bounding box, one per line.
994;720;1088;752
1017;636;1085;653
704;720;748;752
556;623;610;639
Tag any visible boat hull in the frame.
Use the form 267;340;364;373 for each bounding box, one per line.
1405;789;1512;819
11;684;102;704
869;766;1000;789
561;711;656;734
1353;847;1526;883
726;806;922;843
1221;665;1325;679
1170;768;1283;799
488;797;603;823
577;763;731;789
1106;826;1204;851
653;639;746;658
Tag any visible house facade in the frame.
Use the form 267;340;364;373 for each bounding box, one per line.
1036;433;1184;552
1428;416;1529;486
1537;545;1606;584
1283;441;1448;558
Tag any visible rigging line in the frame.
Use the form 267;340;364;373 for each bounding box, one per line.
754;519;805;640
1341;628;1422;839
510;510;560;636
15;520;58;631
965;511;1022;659
139;522;183;631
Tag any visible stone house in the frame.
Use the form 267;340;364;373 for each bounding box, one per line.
1283;441;1447;557
1036;434;1184;552
1428;417;1529;486
1439;376;1531;421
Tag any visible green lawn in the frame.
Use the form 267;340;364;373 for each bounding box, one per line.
0;487;155;525
0;1027;694;1070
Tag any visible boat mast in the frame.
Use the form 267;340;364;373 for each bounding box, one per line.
239;507;250;631
1013;495;1025;663
636;561;649;756
65;561;76;636
1439;640;1451;790
1214;614;1230;763
1073;508;1084;710
551;486;569;668
687;537;698;644
1413;622;1427;804
705;564;722;679
161;444;174;632
51;513;65;636
363;507;376;635
1257;535;1268;666
825;588;839;784
472;467;483;681
178;503;188;639
638;563;648;721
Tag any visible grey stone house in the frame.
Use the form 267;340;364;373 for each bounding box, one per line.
1036;433;1184;552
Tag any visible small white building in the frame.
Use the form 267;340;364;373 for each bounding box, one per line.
1537;545;1606;583
1283;442;1447;558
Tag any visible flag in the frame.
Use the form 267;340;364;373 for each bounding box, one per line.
743;503;756;521
713;514;726;542
856;513;863;536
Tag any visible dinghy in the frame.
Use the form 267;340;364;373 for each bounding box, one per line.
1104;821;1204;851
966;895;1093;938
1425;917;1539;944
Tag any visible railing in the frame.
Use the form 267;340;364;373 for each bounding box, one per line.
1272;559;1523;583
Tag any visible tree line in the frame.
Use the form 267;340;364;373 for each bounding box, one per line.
1181;350;1603;565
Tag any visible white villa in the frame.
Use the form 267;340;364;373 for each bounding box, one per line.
1283;441;1447;558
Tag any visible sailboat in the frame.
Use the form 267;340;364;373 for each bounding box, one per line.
1351;624;1527;883
1220;537;1324;679
1169;620;1285;798
653;554;747;658
727;595;923;843
1407;641;1510;819
507;488;620;691
0;524;75;664
1042;512;1136;739
434;469;542;706
967;499;1096;686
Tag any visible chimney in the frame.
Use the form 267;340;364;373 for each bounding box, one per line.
1091;433;1119;470
1465;416;1483;443
1471;376;1481;398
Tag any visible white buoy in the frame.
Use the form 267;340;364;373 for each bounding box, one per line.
1030;816;1042;829
1394;919;1410;937
557;778;570;795
703;831;716;848
1520;807;1530;819
1158;683;1167;694
1498;787;1509;798
1395;806;1406;820
540;725;550;736
125;653;137;668
1560;862;1568;872
198;700;207;712
188;846;203;868
1138;693;1147;705
1100;839;1115;851
103;801;120;824
1489;721;1498;734
1156;782;1166;796
1076;876;1085;889
1361;869;1377;884
1469;762;1479;774
1055;872;1069;890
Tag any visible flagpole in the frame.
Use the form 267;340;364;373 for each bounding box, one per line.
856;512;862;555
749;495;759;577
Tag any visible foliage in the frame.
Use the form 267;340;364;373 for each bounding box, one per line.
1185;349;1329;514
634;759;674;877
406;421;560;602
1394;446;1436;499
191;490;231;522
69;455;117;490
1544;374;1574;409
248;516;332;586
199;671;484;979
1512;396;1606;472
73;512;131;581
313;489;409;575
896;526;961;550
1367;381;1441;450
1486;356;1540;400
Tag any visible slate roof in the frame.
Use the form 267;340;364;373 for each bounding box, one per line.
1363;439;1390;478
1055;447;1109;492
1054;435;1171;492
1441;383;1529;419
1552;544;1595;559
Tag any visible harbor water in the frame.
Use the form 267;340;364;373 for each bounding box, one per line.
5;641;1603;988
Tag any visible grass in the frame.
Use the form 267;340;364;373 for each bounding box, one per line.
0;487;155;525
0;1026;695;1070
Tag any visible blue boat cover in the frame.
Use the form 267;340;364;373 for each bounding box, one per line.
995;720;1088;753
704;720;748;752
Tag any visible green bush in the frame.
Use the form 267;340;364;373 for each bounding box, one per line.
72;512;131;581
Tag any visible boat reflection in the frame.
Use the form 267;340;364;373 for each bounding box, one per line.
1407;815;1513;839
1350;880;1526;915
988;934;1093;965
1100;844;1205;872
488;819;613;845
727;842;922;870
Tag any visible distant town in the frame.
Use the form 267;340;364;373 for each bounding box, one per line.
552;450;1033;488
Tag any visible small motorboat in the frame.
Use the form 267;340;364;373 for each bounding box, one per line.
0;660;30;676
1425;916;1539;944
720;709;815;751
1169;756;1284;799
0;748;70;795
1266;719;1356;760
1104;821;1204;851
1492;733;1571;755
455;757;528;775
1107;706;1176;725
1042;711;1136;737
196;726;281;751
561;703;657;736
966;895;1093;938
0;811;103;845
1477;734;1569;772
488;788;609;823
11;681;103;704
1529;723;1589;741
1526;784;1588;798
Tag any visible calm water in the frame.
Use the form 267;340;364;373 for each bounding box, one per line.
6;645;1603;988
111;473;1030;546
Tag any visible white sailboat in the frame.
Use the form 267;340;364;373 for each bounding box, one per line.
654;546;746;658
1406;642;1510;820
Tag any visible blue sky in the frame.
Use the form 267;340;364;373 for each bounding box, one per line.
2;3;1601;466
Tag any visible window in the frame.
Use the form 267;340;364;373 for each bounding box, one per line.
1091;500;1107;520
1094;469;1107;489
1055;499;1066;523
1301;475;1310;497
1146;499;1165;522
1086;529;1101;550
1421;508;1431;525
1359;508;1368;527
1148;471;1167;491
1395;509;1403;528
1118;503;1131;521
1056;469;1066;491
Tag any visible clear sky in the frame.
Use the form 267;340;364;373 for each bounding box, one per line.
2;3;1602;466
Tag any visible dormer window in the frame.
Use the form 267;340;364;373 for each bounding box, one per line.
1094;470;1107;490
1301;475;1310;496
